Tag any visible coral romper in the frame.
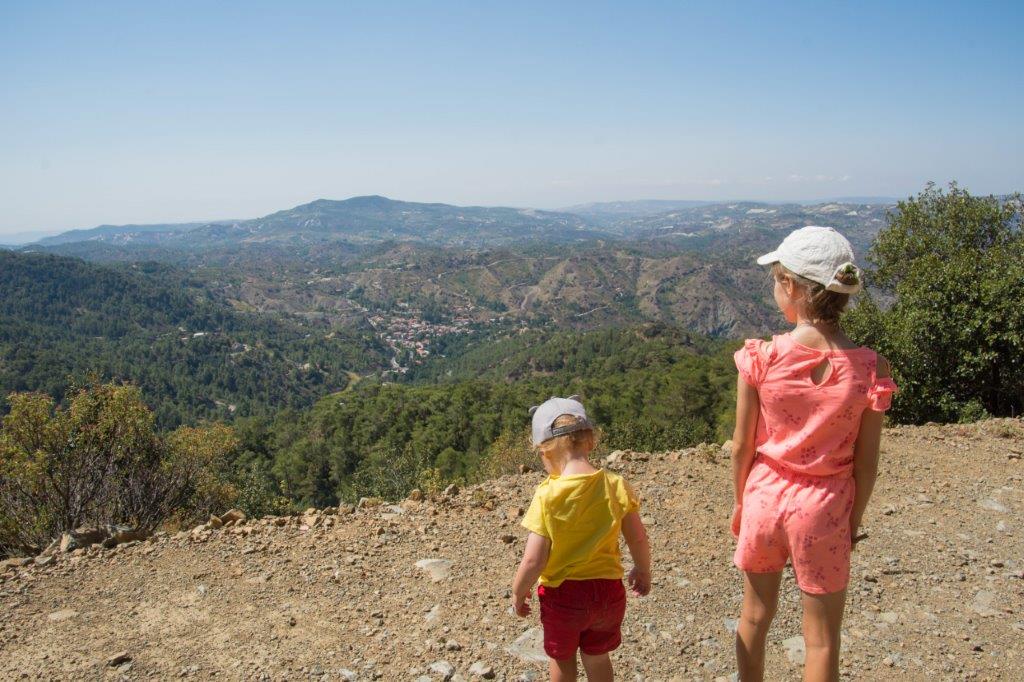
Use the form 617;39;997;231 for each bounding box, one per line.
733;332;897;594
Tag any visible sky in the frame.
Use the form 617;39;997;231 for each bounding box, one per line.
1;1;1022;236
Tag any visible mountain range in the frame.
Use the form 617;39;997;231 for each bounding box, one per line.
30;196;601;251
21;195;895;260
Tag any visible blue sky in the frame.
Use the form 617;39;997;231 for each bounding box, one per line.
1;1;1021;235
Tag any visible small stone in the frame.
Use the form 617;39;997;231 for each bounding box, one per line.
468;662;495;679
443;484;459;498
273;517;288;527
445;640;462;651
47;609;78;622
507;627;547;664
500;534;515;544
978;498;1009;513
782;635;805;665
358;497;384;509
58;533;77;553
39;537;61;557
429;660;455;681
34;554;55;567
107;652;131;667
415;559;453;582
990;559;1005;568
207;515;223;529
408;489;424;502
971;590;998;616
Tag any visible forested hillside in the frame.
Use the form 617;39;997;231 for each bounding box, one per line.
0;251;387;427
235;325;738;509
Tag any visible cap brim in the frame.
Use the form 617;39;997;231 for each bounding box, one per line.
755;250;780;265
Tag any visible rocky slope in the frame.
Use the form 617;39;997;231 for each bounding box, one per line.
2;419;1022;681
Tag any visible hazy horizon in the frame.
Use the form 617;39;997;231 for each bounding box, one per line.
0;192;911;244
2;1;1021;236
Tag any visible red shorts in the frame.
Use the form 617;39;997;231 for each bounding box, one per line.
537;578;626;660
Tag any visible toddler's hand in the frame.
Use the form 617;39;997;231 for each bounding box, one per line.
731;503;743;538
512;590;532;617
628;567;651;596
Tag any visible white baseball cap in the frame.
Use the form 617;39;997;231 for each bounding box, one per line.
756;226;862;294
529;395;593;446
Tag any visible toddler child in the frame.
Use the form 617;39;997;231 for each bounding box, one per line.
512;396;652;682
730;226;897;682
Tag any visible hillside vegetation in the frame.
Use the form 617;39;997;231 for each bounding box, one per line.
0;251;387;427
239;325;738;509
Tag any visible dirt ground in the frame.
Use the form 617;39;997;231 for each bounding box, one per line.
2;419;1022;681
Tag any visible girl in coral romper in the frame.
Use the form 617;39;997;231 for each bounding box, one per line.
730;226;897;682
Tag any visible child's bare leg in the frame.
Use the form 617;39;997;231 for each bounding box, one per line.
800;588;846;682
548;656;577;682
736;570;782;681
579;652;613;682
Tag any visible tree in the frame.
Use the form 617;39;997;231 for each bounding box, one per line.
844;183;1023;423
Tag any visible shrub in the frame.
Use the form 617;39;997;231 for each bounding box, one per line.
477;427;535;480
0;382;238;556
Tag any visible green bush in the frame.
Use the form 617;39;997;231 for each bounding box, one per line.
845;183;1023;423
0;381;239;556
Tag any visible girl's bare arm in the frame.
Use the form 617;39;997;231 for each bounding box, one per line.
850;356;890;540
732;374;761;505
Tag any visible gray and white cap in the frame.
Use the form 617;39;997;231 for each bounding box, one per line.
529;395;593;446
756;225;863;294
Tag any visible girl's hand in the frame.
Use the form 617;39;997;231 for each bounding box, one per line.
731;503;743;538
628;567;651;596
512;590;532;617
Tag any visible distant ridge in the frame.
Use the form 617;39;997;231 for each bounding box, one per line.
822;196;899;205
30;196;600;250
36;221;233;246
559;199;715;217
24;195;898;258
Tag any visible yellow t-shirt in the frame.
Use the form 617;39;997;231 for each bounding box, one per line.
521;468;640;587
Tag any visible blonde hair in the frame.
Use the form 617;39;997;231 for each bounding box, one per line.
538;414;596;455
771;262;857;325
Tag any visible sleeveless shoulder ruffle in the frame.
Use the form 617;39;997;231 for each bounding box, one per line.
734;338;775;388
866;377;898;412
